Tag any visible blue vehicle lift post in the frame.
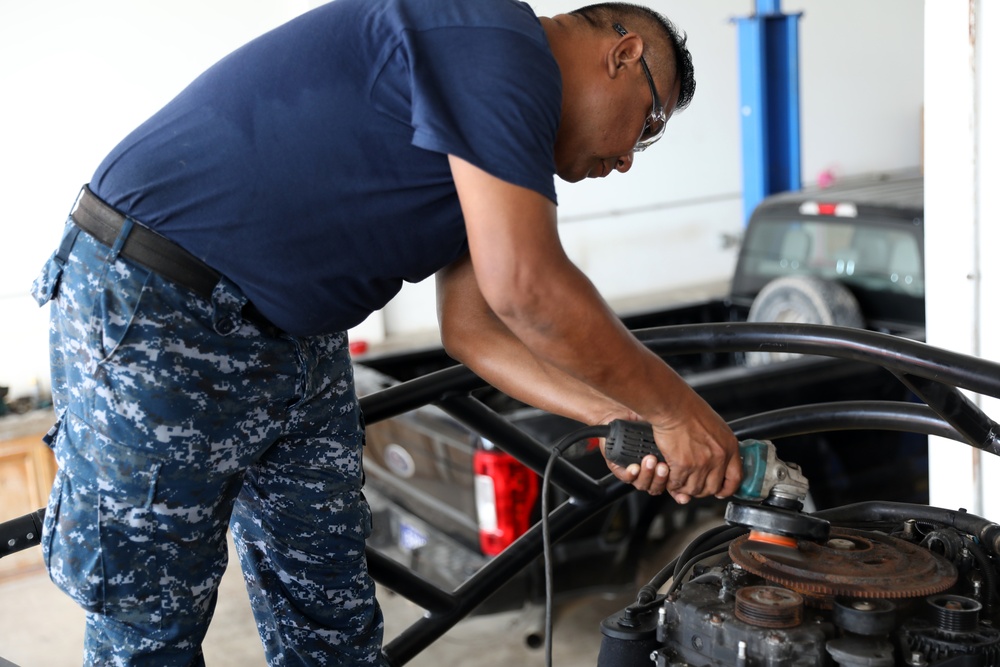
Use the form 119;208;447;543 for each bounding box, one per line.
735;0;803;224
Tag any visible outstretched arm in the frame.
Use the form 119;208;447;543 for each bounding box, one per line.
437;254;655;490
445;155;741;503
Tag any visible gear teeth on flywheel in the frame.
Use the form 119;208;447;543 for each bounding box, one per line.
729;527;958;601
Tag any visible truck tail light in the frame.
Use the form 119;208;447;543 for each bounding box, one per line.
799;202;858;217
473;449;539;557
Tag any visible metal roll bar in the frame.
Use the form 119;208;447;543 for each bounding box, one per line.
4;323;1000;665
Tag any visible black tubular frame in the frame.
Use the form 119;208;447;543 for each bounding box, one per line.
3;323;1000;665
364;322;1000;665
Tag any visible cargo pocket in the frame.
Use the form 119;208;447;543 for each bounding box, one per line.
44;415;164;621
41;467;65;573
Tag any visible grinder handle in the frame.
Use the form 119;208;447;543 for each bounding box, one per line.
603;419;771;501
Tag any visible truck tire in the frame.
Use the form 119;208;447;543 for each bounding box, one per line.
744;275;864;365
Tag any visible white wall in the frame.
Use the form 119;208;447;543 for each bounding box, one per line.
0;1;924;400
0;0;319;399
924;0;1000;517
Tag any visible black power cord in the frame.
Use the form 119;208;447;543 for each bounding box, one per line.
541;424;609;667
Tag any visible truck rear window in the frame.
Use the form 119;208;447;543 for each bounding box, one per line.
735;217;924;300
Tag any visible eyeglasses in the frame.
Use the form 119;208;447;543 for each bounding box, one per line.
613;23;667;153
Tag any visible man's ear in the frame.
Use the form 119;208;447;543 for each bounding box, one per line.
606;32;644;79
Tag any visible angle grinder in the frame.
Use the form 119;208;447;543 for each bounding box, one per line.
604;420;830;557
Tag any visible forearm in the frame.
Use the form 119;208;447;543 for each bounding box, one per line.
452;311;631;426
489;259;693;428
438;257;632;426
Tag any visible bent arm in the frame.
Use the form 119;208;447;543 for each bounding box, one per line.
438;254;642;422
438;254;657;487
447;155;741;502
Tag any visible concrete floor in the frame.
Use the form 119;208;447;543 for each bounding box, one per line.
0;540;639;666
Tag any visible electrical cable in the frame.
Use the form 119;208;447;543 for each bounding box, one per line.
671;524;742;584
633;523;745;606
541;424;610;667
664;543;732;597
619;526;745;622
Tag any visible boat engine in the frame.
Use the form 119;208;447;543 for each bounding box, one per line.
598;500;1000;666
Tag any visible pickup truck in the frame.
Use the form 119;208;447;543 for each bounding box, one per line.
355;169;927;615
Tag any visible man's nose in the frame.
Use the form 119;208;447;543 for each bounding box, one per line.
614;152;634;174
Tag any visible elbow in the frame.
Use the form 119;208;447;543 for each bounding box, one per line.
479;268;547;330
439;306;484;365
440;319;468;363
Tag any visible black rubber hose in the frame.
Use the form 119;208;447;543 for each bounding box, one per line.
665;543;733;597
633;524;746;607
815;502;1000;557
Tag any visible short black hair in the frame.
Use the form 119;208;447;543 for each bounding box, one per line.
571;2;696;111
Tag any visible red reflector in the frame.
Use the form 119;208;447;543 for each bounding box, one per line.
473;450;539;557
349;340;369;356
817;203;838;216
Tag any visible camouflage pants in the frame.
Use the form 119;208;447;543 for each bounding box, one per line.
32;220;385;666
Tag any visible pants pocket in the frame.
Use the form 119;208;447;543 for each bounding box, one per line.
95;258;152;363
41;467;65;573
45;415;163;620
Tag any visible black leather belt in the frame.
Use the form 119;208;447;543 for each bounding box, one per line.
71;186;222;300
70;186;280;334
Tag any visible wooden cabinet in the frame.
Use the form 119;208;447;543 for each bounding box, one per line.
0;410;56;580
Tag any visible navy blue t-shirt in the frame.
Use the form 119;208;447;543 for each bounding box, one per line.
91;0;561;336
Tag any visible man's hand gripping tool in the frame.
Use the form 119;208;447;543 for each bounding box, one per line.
603;420;830;550
604;419;809;504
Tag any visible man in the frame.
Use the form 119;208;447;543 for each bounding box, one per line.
32;0;741;664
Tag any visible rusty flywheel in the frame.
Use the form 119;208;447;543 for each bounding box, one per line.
729;527;957;602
